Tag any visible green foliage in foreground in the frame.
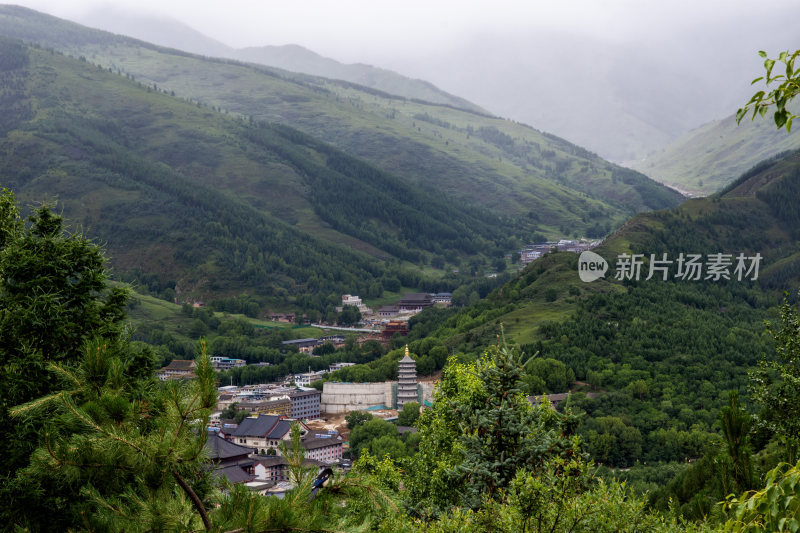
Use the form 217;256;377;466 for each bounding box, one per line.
0;189;133;526
401;340;582;516
737;50;800;132
724;461;800;533
351;342;718;532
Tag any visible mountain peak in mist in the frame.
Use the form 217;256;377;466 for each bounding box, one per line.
77;6;230;57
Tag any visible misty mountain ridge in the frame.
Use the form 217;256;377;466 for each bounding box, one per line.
78;6;230;58
75;5;486;114
71;4;800;164
0;4;683;242
71;7;688;160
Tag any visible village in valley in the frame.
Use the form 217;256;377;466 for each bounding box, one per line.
160;344;431;496
151;240;601;496
156;288;443;495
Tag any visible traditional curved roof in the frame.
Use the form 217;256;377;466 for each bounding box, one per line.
232;414;282;437
205;434;253;460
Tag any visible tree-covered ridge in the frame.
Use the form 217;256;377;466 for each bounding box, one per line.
428;147;800;354
0;38;526;307
0;5;685;240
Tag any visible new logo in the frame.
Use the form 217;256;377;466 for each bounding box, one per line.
578;251;608;282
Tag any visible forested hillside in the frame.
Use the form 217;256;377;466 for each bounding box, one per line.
1;173;795;532
0;5;685;239
0;37;522;309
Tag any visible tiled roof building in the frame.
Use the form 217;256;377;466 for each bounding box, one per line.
204;433;255;485
228;414;309;454
157;359;196;381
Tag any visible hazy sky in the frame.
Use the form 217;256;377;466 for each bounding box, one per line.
11;0;797;64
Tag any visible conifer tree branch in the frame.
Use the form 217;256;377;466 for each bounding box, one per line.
46;361;82;388
42;432;136;472
171;466;212;532
60;392;150;457
9;391;65;417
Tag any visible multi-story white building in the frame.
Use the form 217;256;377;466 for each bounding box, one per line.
329;362;356;373
302;435;344;464
341;294;371;314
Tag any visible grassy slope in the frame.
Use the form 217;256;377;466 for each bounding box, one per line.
630;112;800;195
0;5;684;238
126;291;319;339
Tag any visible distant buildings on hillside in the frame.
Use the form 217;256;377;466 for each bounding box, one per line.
321;349;434;413
374;292;451;321
157;357;247;380
280;335;346;354
519;240;600;266
217;385;322;420
338;294;371;315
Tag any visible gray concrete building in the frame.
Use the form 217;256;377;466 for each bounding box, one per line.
289;389;321;420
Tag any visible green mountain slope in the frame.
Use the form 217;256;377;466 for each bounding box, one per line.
630;112;800;195
0;5;684;238
231;44;486;114
431;148;800;350
75;6;487;113
0;38;528;308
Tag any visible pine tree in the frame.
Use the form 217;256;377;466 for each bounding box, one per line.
0;189;130;528
11;341;215;531
404;335;582;516
456;337;581;508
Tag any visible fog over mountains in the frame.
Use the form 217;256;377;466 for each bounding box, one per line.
65;2;800;162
